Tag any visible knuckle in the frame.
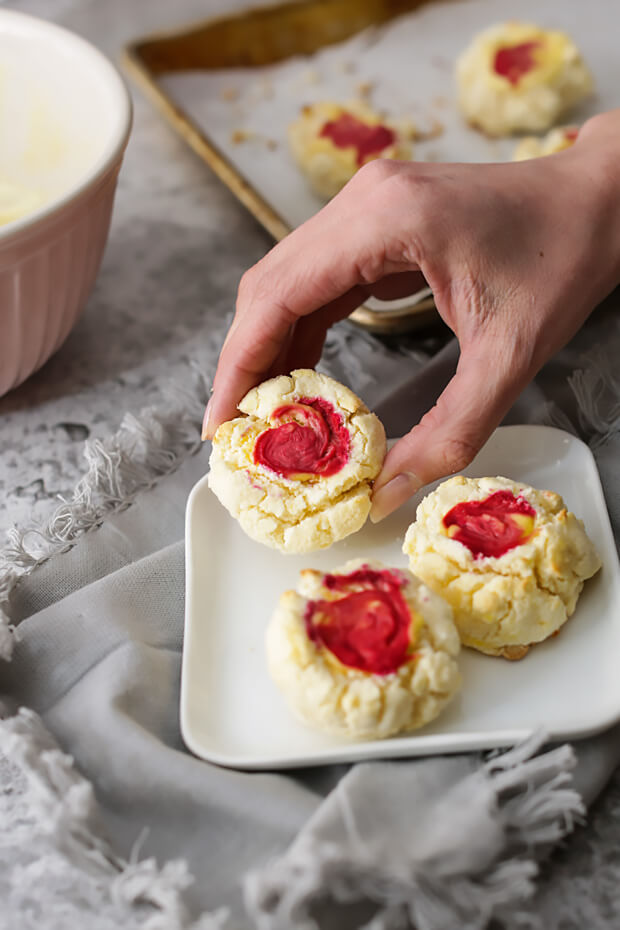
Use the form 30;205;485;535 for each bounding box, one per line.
353;157;399;189
380;166;431;201
579;112;606;138
398;176;437;231
236;268;257;306
436;436;479;476
237;265;272;311
366;169;437;260
355;248;387;285
415;406;482;480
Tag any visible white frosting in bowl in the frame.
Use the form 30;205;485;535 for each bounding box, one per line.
0;178;43;226
0;8;131;235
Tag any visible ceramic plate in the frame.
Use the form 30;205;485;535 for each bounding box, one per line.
181;425;620;770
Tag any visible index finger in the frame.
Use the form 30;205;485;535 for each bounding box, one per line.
205;162;420;435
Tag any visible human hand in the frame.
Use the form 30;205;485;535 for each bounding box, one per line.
203;110;620;520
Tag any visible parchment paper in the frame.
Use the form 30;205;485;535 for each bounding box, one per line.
159;0;619;233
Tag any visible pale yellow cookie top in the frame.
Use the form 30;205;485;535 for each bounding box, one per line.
456;22;593;135
0;177;43;226
266;558;461;738
287;99;412;198
209;370;386;553
403;475;602;656
405;475;601;578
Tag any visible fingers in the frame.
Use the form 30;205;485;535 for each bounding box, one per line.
265;271;430;376
370;346;529;521
204;287;368;436
204;162;424;437
272;296;361;375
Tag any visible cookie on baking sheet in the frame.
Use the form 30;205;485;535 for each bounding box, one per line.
403;476;602;660
287;100;412;199
513;125;579;161
208;369;386;553
456;22;593;136
266;559;461;739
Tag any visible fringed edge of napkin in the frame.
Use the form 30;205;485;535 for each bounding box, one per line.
245;732;585;930
0;363;209;662
0;707;230;930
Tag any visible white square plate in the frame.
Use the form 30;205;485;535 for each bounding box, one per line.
181;425;620;770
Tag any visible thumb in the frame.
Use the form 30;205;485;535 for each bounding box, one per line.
369;348;525;522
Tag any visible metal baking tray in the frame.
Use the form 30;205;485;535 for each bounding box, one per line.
123;0;439;334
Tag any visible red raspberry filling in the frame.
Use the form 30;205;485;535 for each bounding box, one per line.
320;113;396;166
304;567;416;675
253;396;350;478
494;41;541;85
443;489;536;559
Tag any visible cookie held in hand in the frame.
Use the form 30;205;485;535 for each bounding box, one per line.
288;100;411;199
208;370;386;553
403;476;602;659
456;22;593;136
266;559;461;739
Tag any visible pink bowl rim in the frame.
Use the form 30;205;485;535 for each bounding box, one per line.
0;8;133;243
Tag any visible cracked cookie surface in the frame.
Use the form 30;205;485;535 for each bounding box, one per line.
403;476;602;659
266;558;461;739
208;369;386;553
456;22;593;136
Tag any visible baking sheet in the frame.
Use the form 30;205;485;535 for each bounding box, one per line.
159;0;619;233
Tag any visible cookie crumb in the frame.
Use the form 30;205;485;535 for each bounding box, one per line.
220;86;240;102
230;129;254;144
356;80;374;98
417;118;444;141
302;68;321;85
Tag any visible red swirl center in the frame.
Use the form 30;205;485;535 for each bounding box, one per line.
320;113;396;166
304;567;415;675
494;41;541;85
443;490;536;559
253;396;350;478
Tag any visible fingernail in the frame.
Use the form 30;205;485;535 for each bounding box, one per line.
370;472;421;523
201;397;213;441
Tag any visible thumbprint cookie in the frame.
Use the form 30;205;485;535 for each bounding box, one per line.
208;369;386;553
288;100;411;199
266;559;461;739
456;22;593;136
403;476;601;659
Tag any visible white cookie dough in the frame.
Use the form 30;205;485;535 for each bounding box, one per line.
288;100;412;199
208;369;386;553
266;559;461;739
403;476;601;659
456;22;593;136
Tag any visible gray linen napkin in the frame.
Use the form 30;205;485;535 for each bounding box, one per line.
1;302;619;930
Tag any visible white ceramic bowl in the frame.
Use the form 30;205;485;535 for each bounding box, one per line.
0;10;132;396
